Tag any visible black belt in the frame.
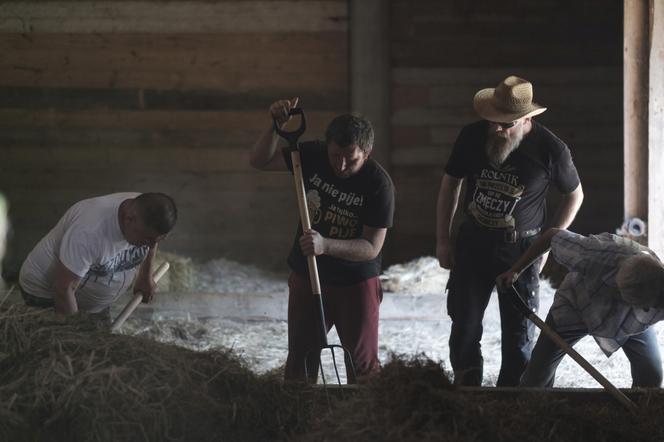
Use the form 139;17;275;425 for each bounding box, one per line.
503;227;541;243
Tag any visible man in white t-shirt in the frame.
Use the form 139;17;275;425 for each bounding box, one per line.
19;192;177;316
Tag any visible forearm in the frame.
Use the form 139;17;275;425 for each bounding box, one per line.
53;286;78;315
249;125;281;169
549;184;584;229
137;246;156;283
436;175;461;246
509;228;560;275
324;238;380;262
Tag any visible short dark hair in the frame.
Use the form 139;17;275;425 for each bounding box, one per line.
135;193;177;235
325;114;374;153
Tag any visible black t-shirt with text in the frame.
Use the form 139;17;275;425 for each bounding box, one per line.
283;141;395;285
445;120;580;231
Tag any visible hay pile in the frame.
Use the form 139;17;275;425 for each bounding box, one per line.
154;251;195;292
301;356;664;442
379;257;448;294
0;304;329;442
4;303;664;442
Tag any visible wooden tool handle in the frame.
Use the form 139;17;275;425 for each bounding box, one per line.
528;313;638;413
291;150;322;296
110;261;170;332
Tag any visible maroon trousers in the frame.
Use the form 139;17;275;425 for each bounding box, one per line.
284;272;383;383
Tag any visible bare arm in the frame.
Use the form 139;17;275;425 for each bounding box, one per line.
496;227;561;290
52;261;82;315
249;97;299;171
436;173;463;269
549;183;584;229
133;244;157;303
299;225;387;262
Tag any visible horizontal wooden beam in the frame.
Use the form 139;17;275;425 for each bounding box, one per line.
0;1;347;33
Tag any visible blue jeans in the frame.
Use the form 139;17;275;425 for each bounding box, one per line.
521;313;663;387
447;221;541;386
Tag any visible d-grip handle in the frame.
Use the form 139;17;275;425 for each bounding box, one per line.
273;107;306;148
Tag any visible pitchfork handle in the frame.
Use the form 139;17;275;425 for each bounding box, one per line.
289;137;328;346
523;305;638;413
110;262;170;332
507;250;638;413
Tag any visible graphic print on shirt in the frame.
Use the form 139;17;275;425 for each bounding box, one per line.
306;189;323;224
308;172;363;239
83;245;149;286
468;166;525;229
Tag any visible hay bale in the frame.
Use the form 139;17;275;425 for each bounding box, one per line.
154;251;195;292
379;257;448;294
0;304;330;441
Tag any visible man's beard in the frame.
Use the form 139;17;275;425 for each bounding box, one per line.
486;125;525;166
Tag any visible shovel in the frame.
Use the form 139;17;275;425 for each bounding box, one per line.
507;254;638;412
274;108;356;385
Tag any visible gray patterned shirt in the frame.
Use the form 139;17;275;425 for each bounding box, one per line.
549;230;664;356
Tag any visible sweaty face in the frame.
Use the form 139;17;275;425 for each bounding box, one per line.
486;119;527;166
327;142;370;178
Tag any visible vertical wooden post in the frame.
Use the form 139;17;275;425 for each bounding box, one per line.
649;0;664;253
350;0;390;170
624;0;649;237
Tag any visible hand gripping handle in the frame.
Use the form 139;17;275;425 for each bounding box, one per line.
273;107;306;149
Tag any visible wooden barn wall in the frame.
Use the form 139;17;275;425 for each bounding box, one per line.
0;1;348;275
388;0;623;264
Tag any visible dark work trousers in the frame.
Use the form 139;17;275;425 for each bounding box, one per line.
521;313;663;388
447;221;541;386
284;272;383;383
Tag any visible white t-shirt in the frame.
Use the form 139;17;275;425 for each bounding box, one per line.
19;193;150;313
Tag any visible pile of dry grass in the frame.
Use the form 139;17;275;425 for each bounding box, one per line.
300;356;664;442
5;303;664;442
0;304;331;442
154;251;195;292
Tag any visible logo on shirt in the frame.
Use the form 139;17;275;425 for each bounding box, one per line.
468;168;525;229
309;173;364;207
308;173;361;239
88;245;149;281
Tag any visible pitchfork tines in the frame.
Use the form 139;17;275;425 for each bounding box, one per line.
303;294;357;385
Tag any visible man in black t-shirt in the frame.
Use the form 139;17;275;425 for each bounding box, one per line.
250;98;395;382
436;76;584;386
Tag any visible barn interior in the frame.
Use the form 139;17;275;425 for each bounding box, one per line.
1;1;664;441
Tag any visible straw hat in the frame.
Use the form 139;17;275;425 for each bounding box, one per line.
473;76;547;123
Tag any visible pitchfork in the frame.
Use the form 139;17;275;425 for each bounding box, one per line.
274;108;356;385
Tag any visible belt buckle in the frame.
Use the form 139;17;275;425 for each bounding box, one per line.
505;229;517;243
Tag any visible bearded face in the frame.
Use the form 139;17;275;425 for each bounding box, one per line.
486;121;526;166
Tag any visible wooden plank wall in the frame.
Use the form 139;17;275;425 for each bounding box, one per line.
0;1;348;275
388;0;623;264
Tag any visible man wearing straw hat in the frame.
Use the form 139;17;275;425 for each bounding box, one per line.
18;193;177;317
496;228;664;387
436;76;584;386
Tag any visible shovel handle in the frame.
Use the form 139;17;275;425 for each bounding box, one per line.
110;262;170;332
